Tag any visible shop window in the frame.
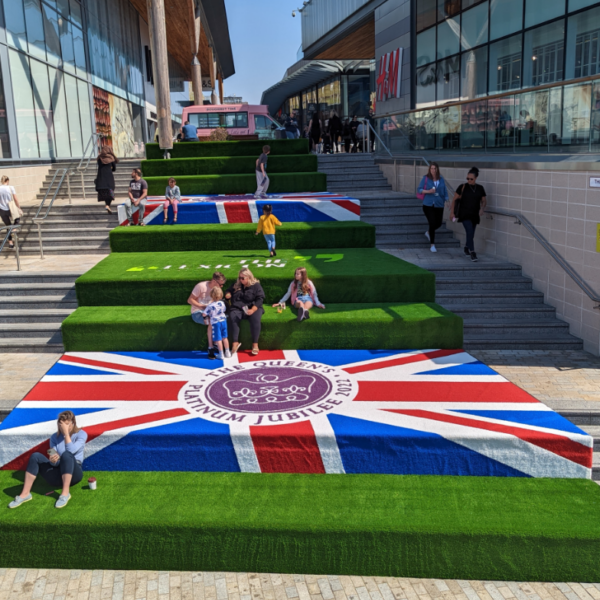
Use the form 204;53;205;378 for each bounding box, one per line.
562;83;592;148
461;2;489;50
64;73;83;155
437;56;461;103
490;0;523;40
59;17;75;73
417;28;436;66
42;4;61;66
9;49;38;157
24;0;46;62
77;78;93;145
417;0;437;32
523;20;564;88
437;16;460;59
416;63;437;108
566;6;600;80
489;34;522;93
486;96;516;149
514;89;550;148
49;66;72;157
461;100;487;149
590;80;600;150
30;58;55;158
525;0;565;28
570;0;599;11
461;46;488;99
438;0;461;21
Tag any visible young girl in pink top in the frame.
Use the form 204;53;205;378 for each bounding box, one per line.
273;267;325;322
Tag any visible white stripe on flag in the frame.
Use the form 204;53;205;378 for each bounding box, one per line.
248;201;259;223
311;415;346;474
216;203;228;223
142;203;163;225
229;423;261;472
310;201;360;221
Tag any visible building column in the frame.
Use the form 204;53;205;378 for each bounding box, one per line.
146;0;173;152
218;74;224;106
188;0;202;105
210;47;218;105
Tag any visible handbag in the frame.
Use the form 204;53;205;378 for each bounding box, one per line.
416;177;428;201
453;185;464;220
8;189;22;220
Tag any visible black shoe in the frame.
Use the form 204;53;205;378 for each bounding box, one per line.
463;246;470;256
304;310;310;320
207;347;216;360
470;252;478;262
273;250;276;257
297;308;304;322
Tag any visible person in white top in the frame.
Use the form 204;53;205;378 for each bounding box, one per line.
187;271;226;360
0;176;21;249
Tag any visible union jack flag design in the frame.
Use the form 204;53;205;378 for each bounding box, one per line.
117;193;360;226
0;349;592;479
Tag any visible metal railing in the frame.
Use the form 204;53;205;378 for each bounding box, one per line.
0;224;22;270
367;121;392;158
74;133;100;200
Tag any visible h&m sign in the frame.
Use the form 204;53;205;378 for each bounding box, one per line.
376;48;403;103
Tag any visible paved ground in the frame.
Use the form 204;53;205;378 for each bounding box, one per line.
0;253;104;272
1;569;600;600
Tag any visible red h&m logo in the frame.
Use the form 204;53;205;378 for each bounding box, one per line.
377;48;403;103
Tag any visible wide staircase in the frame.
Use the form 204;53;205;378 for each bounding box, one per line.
317;153;393;192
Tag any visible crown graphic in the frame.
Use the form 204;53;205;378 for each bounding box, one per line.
223;373;317;405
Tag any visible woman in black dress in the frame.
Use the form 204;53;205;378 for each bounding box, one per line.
224;268;265;356
308;111;322;154
450;167;487;262
95;145;119;214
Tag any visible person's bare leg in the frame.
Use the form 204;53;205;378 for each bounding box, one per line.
61;473;72;497
20;472;36;497
207;324;212;349
223;338;230;351
215;340;223;357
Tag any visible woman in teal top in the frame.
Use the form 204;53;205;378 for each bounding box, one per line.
418;162;449;253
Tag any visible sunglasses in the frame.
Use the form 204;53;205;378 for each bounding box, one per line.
467;177;475;181
239;276;247;281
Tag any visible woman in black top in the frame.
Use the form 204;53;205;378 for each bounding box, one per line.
225;268;265;356
450;167;487;262
308;111;322;154
95;146;119;214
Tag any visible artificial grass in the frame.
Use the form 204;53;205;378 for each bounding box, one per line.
145;139;309;160
141;155;318;177
1;471;600;580
74;249;436;307
145;173;327;196
109;222;376;253
61;303;462;351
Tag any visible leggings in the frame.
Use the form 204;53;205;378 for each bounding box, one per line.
0;209;18;241
26;451;83;488
163;199;178;213
229;308;264;344
422;205;444;245
344;139;351;153
462;220;477;252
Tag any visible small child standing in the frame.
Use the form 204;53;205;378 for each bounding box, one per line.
255;204;282;257
254;145;270;199
164;177;180;224
202;287;231;360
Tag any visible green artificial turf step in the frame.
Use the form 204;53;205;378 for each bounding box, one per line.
61;302;463;352
74;249;436;307
1;471;600;580
109;222;376;253
141;155;318;177
144;173;327;196
145;139;309;160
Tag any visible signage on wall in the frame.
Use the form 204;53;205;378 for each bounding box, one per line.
590;177;600;188
376;48;403;103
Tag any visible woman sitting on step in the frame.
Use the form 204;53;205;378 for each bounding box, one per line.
8;411;88;510
273;267;325;322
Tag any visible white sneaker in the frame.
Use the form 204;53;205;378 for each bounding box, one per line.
225;349;231;358
425;231;430;241
430;245;437;253
215;352;224;360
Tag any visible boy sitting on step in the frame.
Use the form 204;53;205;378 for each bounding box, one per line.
202;287;231;360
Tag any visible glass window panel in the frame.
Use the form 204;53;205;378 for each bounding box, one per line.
489;34;523;93
417;0;436;31
45;0;57;8
569;0;598;11
5;0;28;51
64;73;82;155
73;25;86;76
0;63;12;158
461;100;487;148
435;104;460;149
9;49;39;157
42;4;61;66
437;17;460;59
525;0;565;28
69;0;81;26
461;46;488;99
437;55;461;103
565;6;600;80
486;96;516;148
463;0;483;8
416;64;437;107
48;66;71;156
413;110;436;150
461;2;488;50
57;0;69;18
523;20;565;88
24;0;46;61
548;86;562;147
590;81;600;150
60;17;75;73
490;0;523;40
417;27;437;66
514;89;550;148
562;83;591;147
29;58;54;158
438;0;461;21
77;78;92;146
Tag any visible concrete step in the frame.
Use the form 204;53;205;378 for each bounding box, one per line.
436;290;545;305
373;225;456;236
359;198;416;207
463;319;571;336
0;323;62;339
0;295;78;309
0;309;75;323
0;337;64;353
361;211;428;221
376;241;459;249
18;232;110;243
375;233;457;245
435;277;533;290
463;335;583;350
579;426;600;451
427;264;523;277
0;272;83;283
319;167;383;175
17;236;110;248
14;246;110;255
326;174;389;183
18;221;115;231
329;184;392;192
0;283;75;297
443;304;557;319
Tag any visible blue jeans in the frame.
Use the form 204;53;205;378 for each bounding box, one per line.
26;451;83;488
462;220;477;252
264;234;276;252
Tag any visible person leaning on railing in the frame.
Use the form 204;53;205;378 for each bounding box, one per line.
0;176;22;249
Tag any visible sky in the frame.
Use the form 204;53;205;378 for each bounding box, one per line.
222;0;303;104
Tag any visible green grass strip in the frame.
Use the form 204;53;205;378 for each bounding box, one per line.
145;173;327;196
145;139;309;160
1;471;599;580
141;155;317;177
61;303;462;352
109;222;375;253
74;249;436;307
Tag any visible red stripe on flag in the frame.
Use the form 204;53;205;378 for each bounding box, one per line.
331;199;361;216
344;350;463;375
61;355;175;376
23;381;184;401
355;381;538;403
250;420;325;474
388;409;593;468
223;202;252;223
237;350;286;363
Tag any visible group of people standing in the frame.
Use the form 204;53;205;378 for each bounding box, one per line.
418;163;487;261
306;112;371;154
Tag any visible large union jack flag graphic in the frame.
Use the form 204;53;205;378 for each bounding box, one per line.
0;349;592;479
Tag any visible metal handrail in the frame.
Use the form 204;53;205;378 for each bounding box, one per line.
0;224;22;270
367;121;392;158
485;208;600;308
74;133;101;200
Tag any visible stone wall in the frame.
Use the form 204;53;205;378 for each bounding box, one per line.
0;165;52;206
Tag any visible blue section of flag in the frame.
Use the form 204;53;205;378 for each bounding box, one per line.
146;203;220;225
328;413;529;477
112;351;221;370
297;349;413;367
46;362;120;377
415;361;498;376
0;408;108;431
452;410;588;435
255;201;335;222
83;417;241;472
